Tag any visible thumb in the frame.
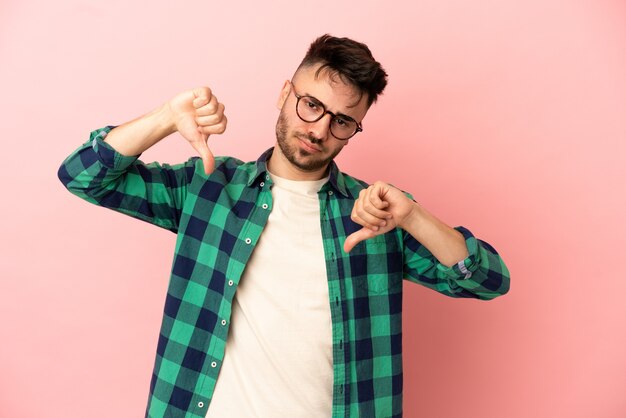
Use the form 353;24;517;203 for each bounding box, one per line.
343;227;377;253
189;134;215;174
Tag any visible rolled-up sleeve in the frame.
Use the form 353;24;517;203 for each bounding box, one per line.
403;226;510;300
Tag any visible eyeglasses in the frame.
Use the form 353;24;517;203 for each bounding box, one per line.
289;82;363;140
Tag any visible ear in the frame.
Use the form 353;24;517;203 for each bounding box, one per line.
276;80;291;110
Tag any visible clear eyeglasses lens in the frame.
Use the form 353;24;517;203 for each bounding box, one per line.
296;96;358;140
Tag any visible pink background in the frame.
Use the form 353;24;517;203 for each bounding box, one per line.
1;1;625;417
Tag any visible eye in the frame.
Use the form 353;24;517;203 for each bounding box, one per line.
333;116;349;127
303;97;319;110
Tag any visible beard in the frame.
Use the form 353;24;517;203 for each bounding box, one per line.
275;110;343;172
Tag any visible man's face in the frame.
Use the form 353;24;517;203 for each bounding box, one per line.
273;64;370;177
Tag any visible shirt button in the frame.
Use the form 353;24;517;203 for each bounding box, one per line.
211;361;217;368
266;174;270;180
228;280;234;286
245;238;252;244
328;191;334;196
260;181;265;187
262;204;268;209
221;319;227;326
198;401;205;408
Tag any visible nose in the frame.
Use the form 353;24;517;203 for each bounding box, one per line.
306;113;333;142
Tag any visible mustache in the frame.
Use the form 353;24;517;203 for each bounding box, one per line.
297;133;323;145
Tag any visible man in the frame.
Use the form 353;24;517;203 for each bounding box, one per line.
59;34;510;418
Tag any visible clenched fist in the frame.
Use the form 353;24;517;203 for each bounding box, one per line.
168;87;227;174
343;181;416;253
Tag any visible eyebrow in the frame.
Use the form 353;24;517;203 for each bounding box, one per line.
304;93;358;122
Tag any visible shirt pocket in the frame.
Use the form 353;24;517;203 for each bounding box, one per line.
350;236;403;295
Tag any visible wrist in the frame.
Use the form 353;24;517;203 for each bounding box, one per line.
159;101;178;136
398;200;423;231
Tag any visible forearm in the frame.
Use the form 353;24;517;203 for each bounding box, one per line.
346;182;508;298
104;102;176;156
400;202;469;267
58;126;194;232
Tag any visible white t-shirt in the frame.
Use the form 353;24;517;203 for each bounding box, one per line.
206;172;333;417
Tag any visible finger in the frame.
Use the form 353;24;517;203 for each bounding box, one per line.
368;184;391;211
351;214;385;232
199;115;227;135
189;136;215;174
192;87;212;107
361;194;392;221
195;95;220;116
352;209;386;231
193;96;209;109
343;227;378;253
354;192;389;228
195;103;225;126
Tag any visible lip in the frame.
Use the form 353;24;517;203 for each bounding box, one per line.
297;137;322;153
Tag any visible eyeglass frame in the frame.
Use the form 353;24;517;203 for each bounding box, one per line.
288;81;363;140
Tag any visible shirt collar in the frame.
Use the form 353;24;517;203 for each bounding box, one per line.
247;147;349;197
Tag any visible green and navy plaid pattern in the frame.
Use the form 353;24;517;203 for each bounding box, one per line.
58;126;510;418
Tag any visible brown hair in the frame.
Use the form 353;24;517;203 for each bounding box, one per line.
298;34;388;107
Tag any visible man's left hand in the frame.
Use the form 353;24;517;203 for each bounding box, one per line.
343;181;416;253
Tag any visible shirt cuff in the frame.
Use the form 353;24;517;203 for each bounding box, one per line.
435;226;480;280
89;126;140;170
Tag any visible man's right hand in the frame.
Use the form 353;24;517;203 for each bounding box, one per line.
168;87;228;174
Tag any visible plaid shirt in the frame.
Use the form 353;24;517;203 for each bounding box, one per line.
58;126;510;418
